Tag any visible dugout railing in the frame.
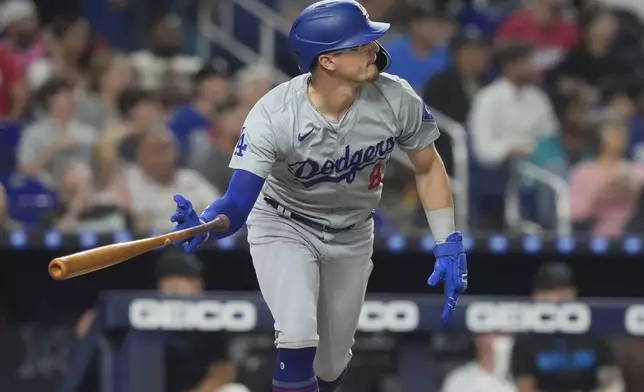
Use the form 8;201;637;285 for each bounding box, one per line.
505;161;572;236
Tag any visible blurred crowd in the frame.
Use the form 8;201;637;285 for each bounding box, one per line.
1;0;644;238
373;0;644;237
0;0;275;236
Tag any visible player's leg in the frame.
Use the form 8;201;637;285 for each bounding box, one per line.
313;223;375;391
247;207;322;391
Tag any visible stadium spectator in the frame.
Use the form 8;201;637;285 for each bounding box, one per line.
168;63;230;163
0;40;28;120
569;114;644;237
187;64;272;194
441;334;516;392
423;35;491;125
216;63;274;154
600;88;644;163
528;95;594;227
189;64;273;179
154;250;251;392
71;250;251;392
75;52;137;130
511;261;624;392
530;95;594;178
423;34;491;175
495;0;579;75
0;0;40;71
130;13;203;106
16;77;99;231
609;336;644;392
547;10;627;104
469;43;558;167
231;63;275;115
116;87;166;133
95;86;165;168
596;0;644;21
628;91;644;163
384;7;451;92
0;182;6;228
93;87;166;213
116;129;220;232
26;15;107;92
468;42;558;229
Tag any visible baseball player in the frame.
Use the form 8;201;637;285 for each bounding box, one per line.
170;1;468;391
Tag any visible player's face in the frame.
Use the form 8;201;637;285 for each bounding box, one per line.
324;41;381;84
533;287;577;301
158;276;203;295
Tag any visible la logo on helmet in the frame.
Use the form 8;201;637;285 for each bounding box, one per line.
356;2;369;18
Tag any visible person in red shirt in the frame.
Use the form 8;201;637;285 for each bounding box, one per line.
0;41;27;120
495;0;579;75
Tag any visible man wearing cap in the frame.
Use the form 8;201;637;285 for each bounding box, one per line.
510;261;624;392
0;0;39;67
155;250;251;392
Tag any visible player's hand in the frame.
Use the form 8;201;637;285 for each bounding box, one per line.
170;194;207;253
427;232;468;324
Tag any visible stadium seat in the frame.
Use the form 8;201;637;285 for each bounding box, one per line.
467;142;510;230
2;174;58;227
0;122;22;175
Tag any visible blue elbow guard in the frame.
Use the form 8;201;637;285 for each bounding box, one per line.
199;169;265;240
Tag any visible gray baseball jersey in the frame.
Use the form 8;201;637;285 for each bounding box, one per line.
229;72;439;228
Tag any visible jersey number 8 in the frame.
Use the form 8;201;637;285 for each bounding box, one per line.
368;162;383;190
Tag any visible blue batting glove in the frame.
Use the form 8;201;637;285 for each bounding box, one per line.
170;194;207;253
427;232;468;324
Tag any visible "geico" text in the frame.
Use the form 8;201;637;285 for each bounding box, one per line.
466;301;591;334
129;299;257;331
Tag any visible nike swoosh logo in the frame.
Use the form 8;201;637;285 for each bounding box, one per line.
298;129;314;142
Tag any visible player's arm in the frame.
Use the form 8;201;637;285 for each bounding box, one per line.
394;77;454;240
395;77;466;323
407;144;454;242
515;377;540;392
593;368;624;392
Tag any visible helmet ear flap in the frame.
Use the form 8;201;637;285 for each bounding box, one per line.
374;41;391;72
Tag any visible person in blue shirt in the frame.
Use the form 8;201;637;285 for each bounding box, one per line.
167;64;230;165
384;7;451;92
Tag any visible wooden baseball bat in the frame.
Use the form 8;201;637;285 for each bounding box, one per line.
48;215;230;280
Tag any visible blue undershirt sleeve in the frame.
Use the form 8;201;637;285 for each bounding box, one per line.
199;169;265;240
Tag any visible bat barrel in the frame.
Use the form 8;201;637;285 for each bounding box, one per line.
49;259;66;280
47;216;230;280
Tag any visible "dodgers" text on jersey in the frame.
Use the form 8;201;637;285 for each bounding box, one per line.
287;137;395;188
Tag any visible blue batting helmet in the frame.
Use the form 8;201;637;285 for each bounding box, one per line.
288;0;391;73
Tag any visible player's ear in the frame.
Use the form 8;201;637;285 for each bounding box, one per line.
317;54;336;72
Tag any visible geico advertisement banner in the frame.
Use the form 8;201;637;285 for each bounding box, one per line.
128;299;420;332
466;302;644;336
127;298;644;335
